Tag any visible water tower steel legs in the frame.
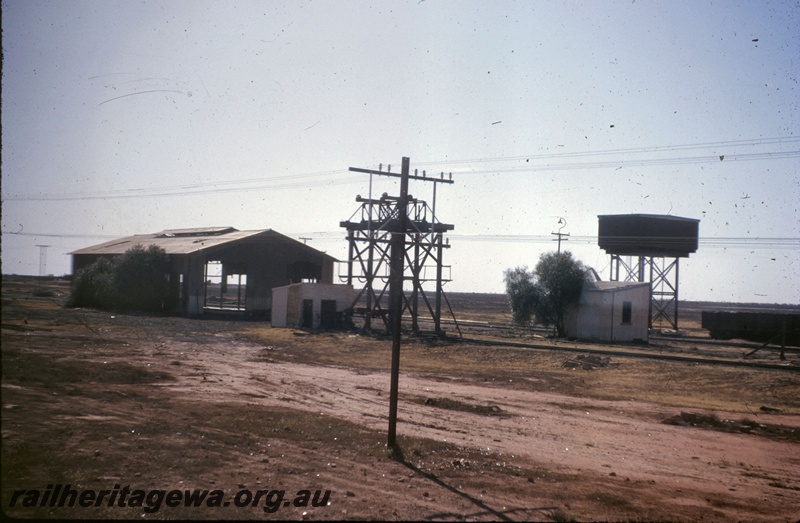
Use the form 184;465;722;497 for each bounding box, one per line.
610;254;681;331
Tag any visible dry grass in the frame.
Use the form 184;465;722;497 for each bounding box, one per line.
244;328;800;415
446;292;513;324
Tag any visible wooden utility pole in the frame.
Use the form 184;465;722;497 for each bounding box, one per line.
347;157;453;452
387;157;410;449
348;157;410;450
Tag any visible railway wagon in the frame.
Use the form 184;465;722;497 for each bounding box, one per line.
701;310;800;346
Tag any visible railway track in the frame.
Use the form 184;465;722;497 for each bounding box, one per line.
454;335;799;372
405;317;800;372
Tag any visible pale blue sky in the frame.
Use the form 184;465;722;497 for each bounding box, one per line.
3;0;799;303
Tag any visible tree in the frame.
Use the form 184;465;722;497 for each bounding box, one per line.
68;245;173;312
113;245;173;312
503;266;541;326
67;257;117;309
504;251;590;337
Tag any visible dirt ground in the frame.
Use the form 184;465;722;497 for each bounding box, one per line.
2;277;800;521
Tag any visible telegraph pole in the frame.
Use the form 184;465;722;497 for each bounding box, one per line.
347;157;453;452
348;158;410;451
386;157;409;450
551;218;569;253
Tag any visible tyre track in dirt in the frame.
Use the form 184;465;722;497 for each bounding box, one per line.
156;332;800;521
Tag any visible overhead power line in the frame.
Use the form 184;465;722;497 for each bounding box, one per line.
4;169;357;202
413;136;800;167
1;231;121;239
4;230;798;251
4;136;798;202
444;233;799;247
446;150;800;175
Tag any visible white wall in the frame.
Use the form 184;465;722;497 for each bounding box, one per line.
271;283;353;328
270;286;290;327
566;283;650;342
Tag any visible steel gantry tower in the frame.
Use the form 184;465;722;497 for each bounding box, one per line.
339;157;455;337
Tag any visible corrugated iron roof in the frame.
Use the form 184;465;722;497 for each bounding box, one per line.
70;227;336;260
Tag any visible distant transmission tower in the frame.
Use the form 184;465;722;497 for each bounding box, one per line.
35;245;50;276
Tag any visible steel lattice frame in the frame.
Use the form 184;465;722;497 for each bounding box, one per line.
340;194;454;335
609;254;681;330
649;257;679;330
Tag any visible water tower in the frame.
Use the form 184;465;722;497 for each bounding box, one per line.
598;214;700;331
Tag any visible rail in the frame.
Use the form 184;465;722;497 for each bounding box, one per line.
400;315;799;371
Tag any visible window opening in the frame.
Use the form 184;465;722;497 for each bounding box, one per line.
621;301;632;324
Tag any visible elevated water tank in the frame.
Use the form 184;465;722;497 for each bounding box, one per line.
598;214;699;258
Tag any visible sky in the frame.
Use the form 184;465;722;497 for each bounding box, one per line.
2;0;799;304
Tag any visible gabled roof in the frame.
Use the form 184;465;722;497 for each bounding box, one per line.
70;227;336;260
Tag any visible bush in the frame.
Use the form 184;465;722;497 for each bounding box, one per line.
67;245;172;312
504;251;589;337
112;245;172;312
67;257;117;309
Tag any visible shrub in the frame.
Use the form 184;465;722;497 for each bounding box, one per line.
67;257;117;309
504;251;589;337
67;245;172;312
112;245;172;312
